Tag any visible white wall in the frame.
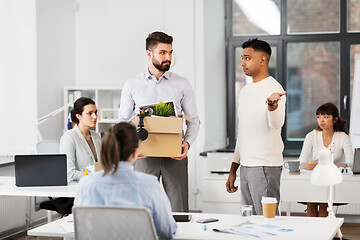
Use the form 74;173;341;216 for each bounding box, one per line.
0;0;38;156
1;0;227;211
0;0;76;158
36;0;75;141
75;0;196;87
193;0;227;210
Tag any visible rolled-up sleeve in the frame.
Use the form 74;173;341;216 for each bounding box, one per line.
343;134;354;169
298;132;313;164
181;81;200;146
118;81;135;122
267;96;286;129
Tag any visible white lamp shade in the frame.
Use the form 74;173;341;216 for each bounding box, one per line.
311;147;343;186
311;164;343;186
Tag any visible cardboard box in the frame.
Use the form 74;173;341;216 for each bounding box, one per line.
94;162;103;172
136;115;184;157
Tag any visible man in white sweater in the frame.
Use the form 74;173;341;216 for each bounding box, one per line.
226;39;286;215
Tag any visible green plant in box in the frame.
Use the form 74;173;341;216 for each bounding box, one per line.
153;101;174;117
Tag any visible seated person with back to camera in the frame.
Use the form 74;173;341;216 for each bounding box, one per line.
299;102;353;217
60;97;101;182
74;122;177;239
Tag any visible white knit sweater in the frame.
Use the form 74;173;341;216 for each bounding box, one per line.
233;76;286;167
298;129;353;168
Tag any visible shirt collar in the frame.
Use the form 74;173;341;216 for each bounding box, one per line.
145;69;152;80
162;71;170;80
145;69;170;81
118;161;133;170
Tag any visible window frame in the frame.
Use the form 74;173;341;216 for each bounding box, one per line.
225;0;360;155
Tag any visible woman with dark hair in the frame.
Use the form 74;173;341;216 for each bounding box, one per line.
74;122;177;239
60;97;101;182
299;102;353;217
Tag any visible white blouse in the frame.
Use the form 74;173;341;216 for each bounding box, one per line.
298;129;353;168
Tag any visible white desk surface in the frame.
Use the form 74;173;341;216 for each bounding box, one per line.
28;212;343;240
203;170;360;204
0;176;78;198
281;170;360;203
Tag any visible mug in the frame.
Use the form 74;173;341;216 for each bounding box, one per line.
284;160;300;172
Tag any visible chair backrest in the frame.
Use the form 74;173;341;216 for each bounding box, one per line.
35;140;61;210
73;205;158;240
36;140;60;154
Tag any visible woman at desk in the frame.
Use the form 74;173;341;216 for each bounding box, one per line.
299;102;353;217
74;122;177;239
60;97;101;182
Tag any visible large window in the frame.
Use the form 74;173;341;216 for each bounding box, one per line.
286;42;340;140
226;0;360;154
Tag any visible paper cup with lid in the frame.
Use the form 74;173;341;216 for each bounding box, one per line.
261;197;277;218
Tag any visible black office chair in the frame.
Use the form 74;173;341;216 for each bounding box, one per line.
39;197;74;215
36;140;74;217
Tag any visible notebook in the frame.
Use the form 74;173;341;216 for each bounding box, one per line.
352;148;360;174
15;154;67;187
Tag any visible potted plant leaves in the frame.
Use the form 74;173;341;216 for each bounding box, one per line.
153;101;175;117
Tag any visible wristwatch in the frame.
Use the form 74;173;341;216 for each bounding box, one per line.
267;101;278;107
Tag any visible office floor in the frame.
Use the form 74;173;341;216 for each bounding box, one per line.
5;222;360;240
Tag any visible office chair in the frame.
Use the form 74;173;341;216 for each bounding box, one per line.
35;140;74;220
36;140;60;154
73;206;158;240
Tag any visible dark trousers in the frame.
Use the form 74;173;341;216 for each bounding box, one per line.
134;157;189;212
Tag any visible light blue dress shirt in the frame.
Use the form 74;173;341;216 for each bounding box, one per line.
74;161;177;239
118;70;200;145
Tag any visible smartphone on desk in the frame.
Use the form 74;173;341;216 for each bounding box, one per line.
196;218;219;224
173;214;192;222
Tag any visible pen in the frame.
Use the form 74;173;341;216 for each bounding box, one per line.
309;162;317;164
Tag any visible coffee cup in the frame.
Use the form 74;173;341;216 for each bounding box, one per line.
261;197;277;218
284;160;300;172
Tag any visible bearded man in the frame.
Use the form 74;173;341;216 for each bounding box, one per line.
118;31;200;212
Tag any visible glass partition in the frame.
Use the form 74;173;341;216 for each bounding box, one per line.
286;42;340;140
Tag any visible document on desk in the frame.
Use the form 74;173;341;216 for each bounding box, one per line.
213;222;293;238
58;217;75;233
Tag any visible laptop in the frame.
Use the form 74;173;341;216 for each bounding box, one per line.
15;154;67;187
352;148;360;174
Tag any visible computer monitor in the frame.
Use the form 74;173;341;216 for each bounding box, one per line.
352;148;360;174
15;154;67;187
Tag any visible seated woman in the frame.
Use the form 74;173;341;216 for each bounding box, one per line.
74;122;177;239
60;97;101;182
299;102;353;217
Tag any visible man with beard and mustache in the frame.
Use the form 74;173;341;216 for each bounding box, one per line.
225;38;286;215
118;31;199;212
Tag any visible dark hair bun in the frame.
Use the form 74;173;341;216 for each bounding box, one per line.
70;108;78;123
71;97;96;124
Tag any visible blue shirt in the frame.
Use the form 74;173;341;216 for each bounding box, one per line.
118;70;200;145
74;161;177;239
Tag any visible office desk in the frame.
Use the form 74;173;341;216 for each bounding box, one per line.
0;176;78;221
0;176;78;197
281;170;360;215
28;212;343;240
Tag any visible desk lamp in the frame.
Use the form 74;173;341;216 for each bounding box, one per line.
310;147;343;218
36;102;73;141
